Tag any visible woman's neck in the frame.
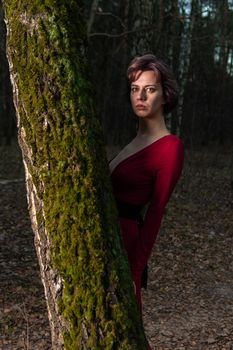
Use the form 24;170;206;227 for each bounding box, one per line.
137;116;169;139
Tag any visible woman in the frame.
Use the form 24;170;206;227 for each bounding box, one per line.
109;54;184;349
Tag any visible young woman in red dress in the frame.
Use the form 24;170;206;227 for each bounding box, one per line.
109;54;184;350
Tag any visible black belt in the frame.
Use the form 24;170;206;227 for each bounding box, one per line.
116;199;148;289
116;200;143;222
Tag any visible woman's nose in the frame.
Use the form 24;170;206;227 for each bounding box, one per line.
137;89;146;100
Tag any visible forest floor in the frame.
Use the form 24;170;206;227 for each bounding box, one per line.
0;141;233;350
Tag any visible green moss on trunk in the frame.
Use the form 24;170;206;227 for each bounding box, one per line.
3;1;147;349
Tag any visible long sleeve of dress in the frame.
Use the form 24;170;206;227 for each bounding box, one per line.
131;140;184;274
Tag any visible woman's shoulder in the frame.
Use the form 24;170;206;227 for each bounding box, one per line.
149;134;184;169
164;133;183;144
151;133;184;152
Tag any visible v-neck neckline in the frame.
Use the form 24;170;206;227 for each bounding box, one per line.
110;134;172;175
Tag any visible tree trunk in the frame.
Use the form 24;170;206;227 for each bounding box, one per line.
87;0;99;36
130;0;154;55
2;1;147;349
176;0;196;137
0;0;16;144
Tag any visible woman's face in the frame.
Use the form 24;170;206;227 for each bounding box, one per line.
130;70;164;119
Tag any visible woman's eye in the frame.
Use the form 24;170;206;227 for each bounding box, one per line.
146;87;156;93
131;87;138;93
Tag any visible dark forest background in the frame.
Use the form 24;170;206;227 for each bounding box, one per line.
1;0;233;151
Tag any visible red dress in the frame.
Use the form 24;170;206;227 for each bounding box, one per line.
110;134;184;313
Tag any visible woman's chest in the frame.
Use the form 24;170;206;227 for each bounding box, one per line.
111;153;158;196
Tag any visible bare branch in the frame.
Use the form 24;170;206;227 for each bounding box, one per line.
89;25;160;38
95;11;127;29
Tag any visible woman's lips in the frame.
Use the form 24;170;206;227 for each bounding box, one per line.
136;104;146;110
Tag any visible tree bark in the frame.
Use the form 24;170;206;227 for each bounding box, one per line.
2;1;147;349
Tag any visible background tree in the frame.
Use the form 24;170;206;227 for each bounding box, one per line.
2;1;147;349
182;0;233;147
0;1;15;145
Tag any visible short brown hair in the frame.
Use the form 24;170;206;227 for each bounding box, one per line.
127;54;178;114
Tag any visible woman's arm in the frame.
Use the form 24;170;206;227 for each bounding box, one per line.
131;139;184;274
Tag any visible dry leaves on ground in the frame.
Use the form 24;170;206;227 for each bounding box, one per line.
1;143;233;349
